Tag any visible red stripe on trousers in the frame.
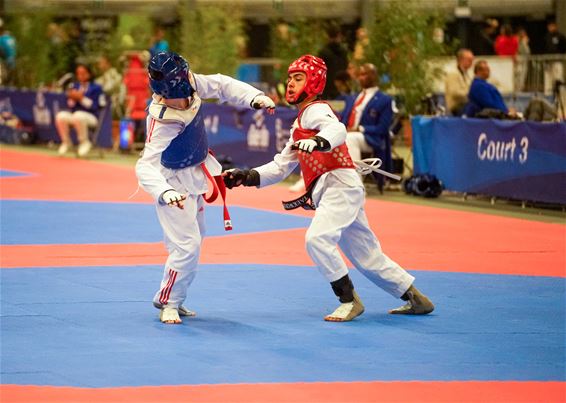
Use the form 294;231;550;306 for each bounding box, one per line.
147;118;156;143
159;269;175;305
163;270;177;305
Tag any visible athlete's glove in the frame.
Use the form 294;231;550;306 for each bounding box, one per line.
222;169;260;189
161;189;187;209
251;95;276;114
291;136;331;154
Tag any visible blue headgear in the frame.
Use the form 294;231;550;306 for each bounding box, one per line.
148;52;194;99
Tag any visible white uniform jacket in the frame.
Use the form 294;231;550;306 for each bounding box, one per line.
136;73;263;203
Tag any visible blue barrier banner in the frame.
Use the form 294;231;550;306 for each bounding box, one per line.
201;103;297;168
412;116;566;204
0;87;300;169
0;87;113;148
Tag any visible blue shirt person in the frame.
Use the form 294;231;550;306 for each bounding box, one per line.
464;60;517;118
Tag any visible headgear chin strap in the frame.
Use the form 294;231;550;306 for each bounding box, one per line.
286;55;327;104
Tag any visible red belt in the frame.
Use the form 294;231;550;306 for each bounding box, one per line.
200;162;232;231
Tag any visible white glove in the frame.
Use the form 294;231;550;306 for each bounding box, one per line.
251;95;275;112
293;138;318;153
161;189;187;209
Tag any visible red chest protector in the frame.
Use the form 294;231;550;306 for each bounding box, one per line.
293;101;355;190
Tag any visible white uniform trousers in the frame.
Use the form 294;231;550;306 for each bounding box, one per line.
153;194;205;308
345;131;373;162
55;110;98;144
305;175;414;298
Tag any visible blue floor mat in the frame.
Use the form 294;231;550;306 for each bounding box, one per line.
1;266;564;387
0;169;30;177
0;200;311;245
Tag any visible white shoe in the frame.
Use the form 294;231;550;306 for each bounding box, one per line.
160;307;182;324
77;140;92;157
289;179;306;193
58;143;70;155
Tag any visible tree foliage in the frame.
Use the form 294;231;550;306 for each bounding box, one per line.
364;0;452;114
270;19;326;83
6;12;134;88
7;12;62;87
177;4;243;75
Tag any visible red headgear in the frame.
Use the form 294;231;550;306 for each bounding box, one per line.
286;55;327;104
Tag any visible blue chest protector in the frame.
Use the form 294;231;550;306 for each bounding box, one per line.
160;112;208;169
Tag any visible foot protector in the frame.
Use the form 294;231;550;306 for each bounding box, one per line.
324;291;365;322
153;302;196;317
389;285;434;315
178;306;196;317
160;307;182;324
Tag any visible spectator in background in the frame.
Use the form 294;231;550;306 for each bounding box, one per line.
55;64;104;156
515;27;531;92
333;70;354;101
149;27;169;58
444;48;474;116
473;19;498;56
494;24;518;57
123;52;150;144
543;20;566;95
544;20;566;54
96;55;125;151
464;60;517;118
96;55;125;118
0;18;16;85
318;24;349;100
341;63;394;191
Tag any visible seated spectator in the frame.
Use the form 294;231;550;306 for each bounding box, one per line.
55;64;104;156
463;60;517;119
494;24;518;56
341;63;394;191
444;48;474;116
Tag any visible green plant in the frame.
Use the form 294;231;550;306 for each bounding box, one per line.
364;0;453;114
270;19;327;83
177;3;243;76
7;11;65;87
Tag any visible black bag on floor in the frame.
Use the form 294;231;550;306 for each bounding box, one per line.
403;174;443;198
